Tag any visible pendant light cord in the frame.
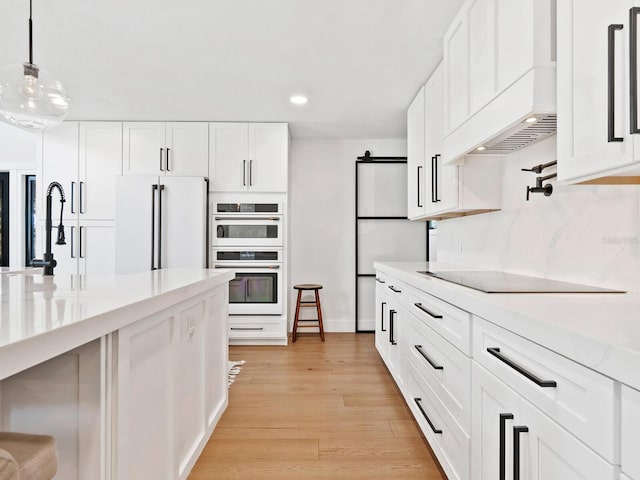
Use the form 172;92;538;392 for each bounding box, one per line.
28;0;33;64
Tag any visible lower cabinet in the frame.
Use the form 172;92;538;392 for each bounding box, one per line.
115;288;228;480
622;385;640;480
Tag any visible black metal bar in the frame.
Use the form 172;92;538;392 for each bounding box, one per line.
230;327;264;331
413;398;442;434
249;160;253;186
389;310;396;345
609;24;624;141
28;0;33;64
414;302;443;319
160;148;165;171
431;156;436;203
414;345;443;370
381;301;386;332
158;184;164;269
243;160;246;186
204;178;209;268
151;184;157;270
500;413;514;480
631;9;640;133
487;347;557;387
375;277;386;283
356;156;407;161
357;273;377;277
513;426;529;480
214;265;280;269
79;181;84;214
355;160;359;333
79;226;84;258
71;181;75;214
214;216;280;221
357;216;408;220
70;226;75;259
388;285;402;293
166;148;171;171
434;154;441;201
417;165;423;207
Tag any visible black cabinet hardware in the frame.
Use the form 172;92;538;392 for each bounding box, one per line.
160;148;165;171
431;156;436;203
414;302;443;319
381;301;387;332
230;327;264;331
417;165;423;207
79;226;84;259
414;398;442;434
166;148;171;171
243;160;246;186
414;345;443;370
608;24;624;141
249;160;253;186
389;310;397;345
151;184;157;270
388;285;402;293
631;9;640;134
70;226;75;259
79;181;85;214
499;413;514;480
513;426;529;480
375;277;386;284
158;184;164;269
434;154;441;202
487;347;557;387
71;181;76;214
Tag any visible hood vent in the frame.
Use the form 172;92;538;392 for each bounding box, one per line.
469;115;557;156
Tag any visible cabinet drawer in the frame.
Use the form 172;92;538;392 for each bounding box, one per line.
229;320;284;339
407;311;471;433
473;316;616;462
405;286;472;355
406;361;470;480
622;385;640;480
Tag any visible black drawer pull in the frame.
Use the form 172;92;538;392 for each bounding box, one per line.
375;277;386;284
230;327;264;331
414;302;443;319
380;301;387;332
413;398;442;434
414;345;443;370
513;425;529;480
487;347;557;388
389;310;397;345
388;285;402;293
499;413;514;480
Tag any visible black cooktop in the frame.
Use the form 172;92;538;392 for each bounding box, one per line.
418;270;625;293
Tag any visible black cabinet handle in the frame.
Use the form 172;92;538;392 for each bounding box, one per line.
414;302;443;319
431;156;436;203
243;160;246;186
249;160;253;186
375;277;386;284
631;9;640;134
434;154;441;202
151;184;157;270
158;184;164;269
380;301;387;332
513;426;529;480
413;398;442;434
166;148;171;171
388;285;402;293
414;345;443;370
608;24;624;142
70;226;75;259
160;148;165;171
230;327;264;331
389;310;397;345
487;347;557;387
70;181;76;214
79;226;84;259
417;165;423;207
499;413;514;480
79;181;85;214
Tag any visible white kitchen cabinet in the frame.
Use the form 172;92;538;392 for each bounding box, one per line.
123;122;208;177
205;288;228;429
443;0;556;164
374;276;391;362
622;385;640;479
407;86;426;219
77;224;116;275
209;122;288;192
557;0;640;184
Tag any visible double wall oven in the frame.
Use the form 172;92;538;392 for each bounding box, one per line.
211;202;284;316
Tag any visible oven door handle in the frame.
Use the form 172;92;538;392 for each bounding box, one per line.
214;216;280;221
214;265;281;269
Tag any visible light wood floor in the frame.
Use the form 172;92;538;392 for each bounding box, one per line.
189;333;446;480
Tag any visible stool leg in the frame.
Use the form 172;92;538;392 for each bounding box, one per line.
292;289;302;343
315;289;325;342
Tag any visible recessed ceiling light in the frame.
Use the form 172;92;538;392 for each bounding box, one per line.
290;95;308;105
476;146;487;151
525;116;538;123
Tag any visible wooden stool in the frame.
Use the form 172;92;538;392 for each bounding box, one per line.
0;432;57;480
292;284;325;342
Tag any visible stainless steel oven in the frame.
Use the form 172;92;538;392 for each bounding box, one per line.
212;202;283;247
212;247;283;315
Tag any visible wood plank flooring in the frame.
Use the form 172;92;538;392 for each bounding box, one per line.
189;333;446;480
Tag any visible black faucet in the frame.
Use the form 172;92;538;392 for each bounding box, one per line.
526;173;556;200
31;182;66;275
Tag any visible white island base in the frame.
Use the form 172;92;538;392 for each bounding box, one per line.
0;268;234;480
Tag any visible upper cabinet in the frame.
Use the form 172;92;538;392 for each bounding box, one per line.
123;122;209;177
442;0;557;165
557;0;640;184
209;123;288;192
407;86;426;219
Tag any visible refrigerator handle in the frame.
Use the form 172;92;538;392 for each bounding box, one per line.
151;184;158;270
158;184;165;269
204;178;210;268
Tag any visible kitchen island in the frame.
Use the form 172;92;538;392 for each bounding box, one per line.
0;267;234;480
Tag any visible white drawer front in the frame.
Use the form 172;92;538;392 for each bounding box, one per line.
229;320;284;339
406;361;470;480
473;316;616;462
622;385;640;480
405;285;472;355
407;311;471;434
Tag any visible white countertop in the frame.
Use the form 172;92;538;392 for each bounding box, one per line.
0;268;234;380
374;261;640;390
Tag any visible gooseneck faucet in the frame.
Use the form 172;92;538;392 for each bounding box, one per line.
31;182;66;275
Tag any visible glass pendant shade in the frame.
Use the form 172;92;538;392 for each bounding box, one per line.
0;62;71;130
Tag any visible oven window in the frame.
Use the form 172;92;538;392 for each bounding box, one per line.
229;273;278;304
217;225;278;239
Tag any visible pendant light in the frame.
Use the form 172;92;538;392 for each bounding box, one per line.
0;0;70;130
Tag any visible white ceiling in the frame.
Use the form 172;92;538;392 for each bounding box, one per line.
0;0;464;138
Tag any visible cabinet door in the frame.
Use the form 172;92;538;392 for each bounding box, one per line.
78;224;115;275
248;123;288;192
165;123;208;177
175;299;206;477
468;0;496;113
208;122;249;192
205;288;228;428
518;399;616;480
374;278;390;363
79;122;122;221
622;385;640;479
407;86;427;219
444;10;469;135
471;362;521;480
41;122;79;222
123;122;165;176
557;0;635;182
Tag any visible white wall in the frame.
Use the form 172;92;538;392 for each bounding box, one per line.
289;138;407;332
437;136;640;293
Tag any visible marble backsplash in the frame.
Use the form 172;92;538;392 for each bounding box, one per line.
436;136;640;292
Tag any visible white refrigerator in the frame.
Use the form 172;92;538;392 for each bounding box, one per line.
115;176;207;274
